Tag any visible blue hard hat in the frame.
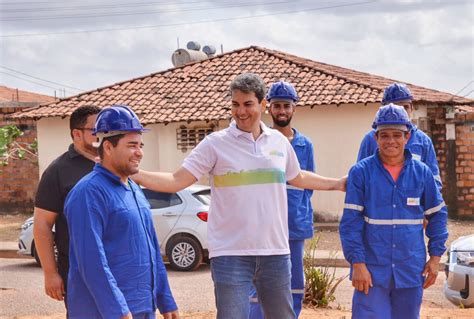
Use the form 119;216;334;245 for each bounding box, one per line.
372;103;412;131
93;105;147;135
382;83;413;104
266;81;299;102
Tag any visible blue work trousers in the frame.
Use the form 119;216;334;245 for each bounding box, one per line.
133;312;156;319
211;254;295;319
352;281;423;319
249;240;305;319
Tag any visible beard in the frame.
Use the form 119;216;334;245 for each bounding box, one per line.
272;115;292;127
83;142;99;156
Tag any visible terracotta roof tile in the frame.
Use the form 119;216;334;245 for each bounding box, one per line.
0;85;56;104
10;46;473;123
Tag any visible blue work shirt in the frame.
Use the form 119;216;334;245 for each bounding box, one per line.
357;126;442;190
287;128;315;240
340;150;448;289
64;164;177;318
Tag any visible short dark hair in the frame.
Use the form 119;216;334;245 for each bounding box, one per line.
230;73;266;103
70;105;101;138
98;134;125;159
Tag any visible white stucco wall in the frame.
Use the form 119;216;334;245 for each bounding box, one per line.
37;117;71;175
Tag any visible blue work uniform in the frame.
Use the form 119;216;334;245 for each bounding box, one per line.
357;126;442;190
64;164;177;319
250;128;315;319
340;150;448;319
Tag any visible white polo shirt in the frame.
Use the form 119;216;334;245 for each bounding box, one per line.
183;121;301;258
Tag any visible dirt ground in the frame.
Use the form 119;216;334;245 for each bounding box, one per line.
3;308;474;319
0;213;30;242
1;214;473;318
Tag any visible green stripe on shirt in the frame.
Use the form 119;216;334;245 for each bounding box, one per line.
213;169;286;187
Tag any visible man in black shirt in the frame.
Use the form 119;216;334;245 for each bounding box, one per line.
33;105;100;306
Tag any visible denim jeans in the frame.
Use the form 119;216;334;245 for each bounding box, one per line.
249;240;305;319
211;254;295;319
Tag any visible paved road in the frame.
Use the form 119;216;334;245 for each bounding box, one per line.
0;257;215;317
0;257;464;318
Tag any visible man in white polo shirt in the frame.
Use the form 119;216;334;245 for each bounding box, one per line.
134;73;346;319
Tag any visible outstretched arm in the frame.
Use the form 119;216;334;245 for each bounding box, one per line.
132;167;197;193
288;170;346;191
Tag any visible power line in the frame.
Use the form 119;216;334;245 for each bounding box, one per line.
1;0;291;22
1;1;49;5
0;72;72;97
1;1;377;38
1;0;218;13
1;71;63;91
453;80;473;96
0;66;84;91
461;89;473;98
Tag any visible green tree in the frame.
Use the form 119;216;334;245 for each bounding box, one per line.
0;125;38;166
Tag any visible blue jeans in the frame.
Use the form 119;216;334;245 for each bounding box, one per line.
249;240;305;319
211;255;295;319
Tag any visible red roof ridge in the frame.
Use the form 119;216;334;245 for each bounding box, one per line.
8;45;473;122
250;46;468;103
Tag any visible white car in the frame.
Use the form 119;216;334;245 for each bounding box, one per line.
18;185;210;272
143;185;210;271
18;217;42;264
444;234;474;308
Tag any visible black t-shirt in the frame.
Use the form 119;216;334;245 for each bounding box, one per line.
35;144;95;273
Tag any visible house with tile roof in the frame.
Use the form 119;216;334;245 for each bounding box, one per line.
1;85;56;212
10;46;474;218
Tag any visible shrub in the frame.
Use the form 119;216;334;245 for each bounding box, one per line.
303;237;347;308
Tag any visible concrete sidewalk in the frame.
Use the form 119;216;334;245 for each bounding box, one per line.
0;240;447;270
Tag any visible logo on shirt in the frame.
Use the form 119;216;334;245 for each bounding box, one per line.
269;150;284;157
407;197;420;206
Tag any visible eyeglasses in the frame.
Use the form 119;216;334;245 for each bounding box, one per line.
75;128;94;132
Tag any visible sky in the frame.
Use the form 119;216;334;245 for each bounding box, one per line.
0;0;473;99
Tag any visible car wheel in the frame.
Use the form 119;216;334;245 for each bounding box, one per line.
166;235;203;271
31;240;41;266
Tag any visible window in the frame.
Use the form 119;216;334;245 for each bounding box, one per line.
142;189;182;209
176;125;215;151
192;189;211;205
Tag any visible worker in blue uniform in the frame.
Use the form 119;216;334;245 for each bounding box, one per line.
357;83;442;190
340;104;448;319
64;105;179;319
249;81;315;318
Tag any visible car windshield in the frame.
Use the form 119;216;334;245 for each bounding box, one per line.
193;189;211;205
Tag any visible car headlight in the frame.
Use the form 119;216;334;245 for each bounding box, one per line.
454;251;474;267
21;220;33;231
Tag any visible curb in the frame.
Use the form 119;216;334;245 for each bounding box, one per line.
314;223;339;232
